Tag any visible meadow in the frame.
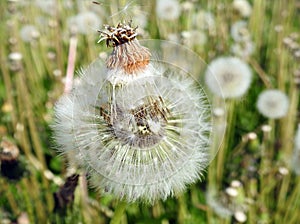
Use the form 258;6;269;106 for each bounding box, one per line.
0;0;300;223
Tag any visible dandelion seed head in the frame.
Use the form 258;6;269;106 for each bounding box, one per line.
232;0;252;18
231;40;255;59
156;0;181;21
278;166;289;176
193;11;216;34
20;25;40;43
35;0;56;15
68;11;102;35
53;33;213;203
225;187;238;197
261;124;272;132
256;89;289;119
230;21;251;42
231;180;242;188
205;57;252;98
8;52;23;61
181;30;207;48
206;191;233;218
234;211;247;223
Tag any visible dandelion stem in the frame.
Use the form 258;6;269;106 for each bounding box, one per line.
178;194;188;224
64;35;78;94
248;58;272;89
110;201;127;224
216;100;235;185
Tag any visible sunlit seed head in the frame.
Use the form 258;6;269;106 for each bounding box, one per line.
68;11;102;35
232;0;252;18
206;191;233;218
20;25;40;43
181;30;207;48
247;132;257;140
234;210;247;223
213;107;225;118
35;0;56;15
193;10;216;35
256;89;289;119
225;187;238;197
205;57;252;98
230;21;251;42
8;52;23;61
231;180;242;188
156;0;181;21
231;40;255;59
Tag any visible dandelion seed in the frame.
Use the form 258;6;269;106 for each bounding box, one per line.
156;0;181;21
53;22;212;203
205;57;252;98
278;166;289;176
256;89;289;119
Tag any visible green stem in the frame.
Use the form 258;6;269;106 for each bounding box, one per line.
216;100;235;186
110;201;127;224
178;194;188;224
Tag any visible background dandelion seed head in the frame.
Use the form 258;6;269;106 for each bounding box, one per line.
205;57;252;98
256;89;289;119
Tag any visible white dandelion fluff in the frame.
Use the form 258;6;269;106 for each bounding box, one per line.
256;89;289;119
20;25;40;43
230;21;251;42
53;22;212;203
68;11;102;35
193;10;216;35
232;0;252;18
181;30;207;48
294;124;300;150
156;0;181;21
231;40;255;59
205;57;252;98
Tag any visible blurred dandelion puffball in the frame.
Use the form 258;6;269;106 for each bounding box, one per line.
232;0;252;18
205;57;252;98
68;11;102;35
256;89;289;119
53;22;212;203
156;0;181;20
